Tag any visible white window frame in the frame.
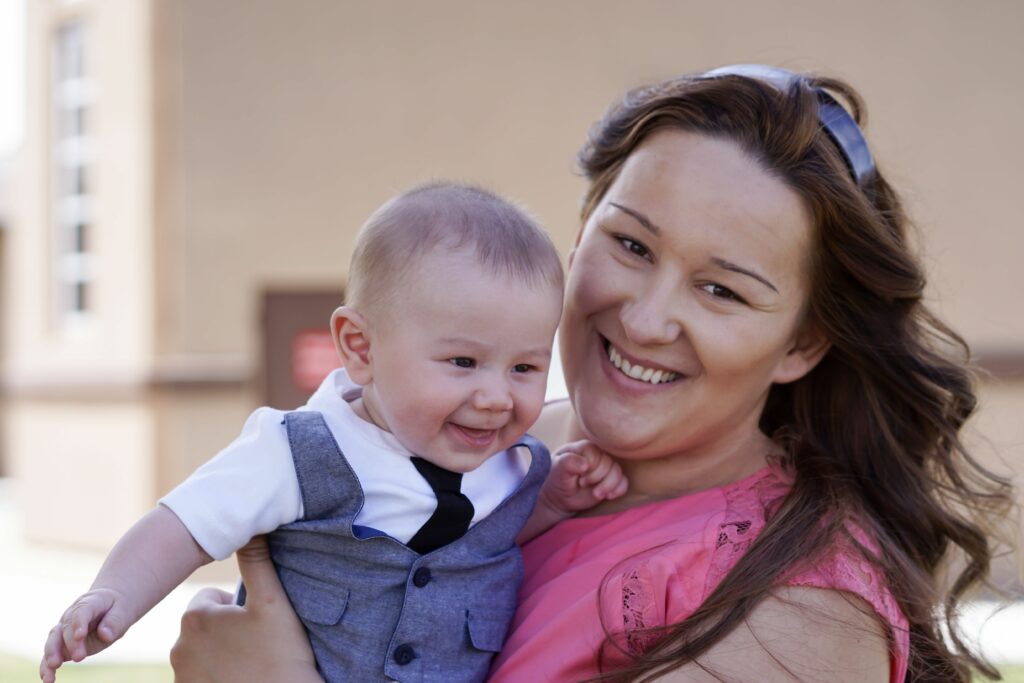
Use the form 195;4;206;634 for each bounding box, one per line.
51;18;95;330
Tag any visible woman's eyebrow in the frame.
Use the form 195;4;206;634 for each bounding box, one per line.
609;202;660;235
711;257;779;293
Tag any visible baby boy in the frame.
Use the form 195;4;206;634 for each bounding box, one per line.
41;182;626;683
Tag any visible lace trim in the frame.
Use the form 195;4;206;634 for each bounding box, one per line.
706;467;908;666
620;563;661;654
704;468;788;597
611;466;907;679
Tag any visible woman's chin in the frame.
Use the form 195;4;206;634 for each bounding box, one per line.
574;404;663;455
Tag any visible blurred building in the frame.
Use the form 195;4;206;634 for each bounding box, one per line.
2;0;1022;586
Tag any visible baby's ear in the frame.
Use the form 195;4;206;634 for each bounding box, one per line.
331;306;373;385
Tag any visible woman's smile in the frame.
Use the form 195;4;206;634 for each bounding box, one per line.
603;337;683;385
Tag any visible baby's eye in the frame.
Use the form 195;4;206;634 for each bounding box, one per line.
512;363;536;374
616;235;652;261
700;283;746;304
450;357;475;368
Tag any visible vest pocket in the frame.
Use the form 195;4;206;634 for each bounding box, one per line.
278;567;350;626
466;609;514;653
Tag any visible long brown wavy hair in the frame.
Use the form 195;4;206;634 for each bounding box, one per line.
577;70;1014;682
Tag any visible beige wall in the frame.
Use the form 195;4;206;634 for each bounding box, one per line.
9;399;155;546
166;0;1024;362
971;379;1024;589
6;0;156;383
5;0;161;545
160;0;1024;576
4;0;1022;567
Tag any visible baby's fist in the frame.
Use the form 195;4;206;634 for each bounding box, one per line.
40;588;126;682
547;440;629;513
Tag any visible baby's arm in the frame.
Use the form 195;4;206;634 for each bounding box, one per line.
40;505;212;683
517;440;628;543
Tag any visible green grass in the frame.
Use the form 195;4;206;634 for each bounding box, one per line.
997;666;1024;683
0;653;171;683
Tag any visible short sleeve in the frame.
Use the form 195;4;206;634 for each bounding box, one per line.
159;407;304;560
703;467;909;683
784;527;910;683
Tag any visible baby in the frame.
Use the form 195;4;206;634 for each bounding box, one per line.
40;182;626;683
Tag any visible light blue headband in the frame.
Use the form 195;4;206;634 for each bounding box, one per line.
703;64;876;187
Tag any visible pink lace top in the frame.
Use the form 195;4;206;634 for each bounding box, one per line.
489;465;909;682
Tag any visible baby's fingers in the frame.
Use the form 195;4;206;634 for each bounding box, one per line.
599;467;629;500
584;455;628;500
41;621;75;682
579;449;615;488
555;451;592;478
62;593;114;661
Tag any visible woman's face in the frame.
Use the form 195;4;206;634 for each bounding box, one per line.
560;129;825;462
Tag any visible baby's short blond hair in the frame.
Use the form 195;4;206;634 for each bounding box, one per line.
346;181;564;315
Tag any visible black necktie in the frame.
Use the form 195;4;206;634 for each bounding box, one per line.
408;457;475;554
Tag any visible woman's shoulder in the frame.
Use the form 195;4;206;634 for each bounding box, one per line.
783;522;910;654
647;585;891;683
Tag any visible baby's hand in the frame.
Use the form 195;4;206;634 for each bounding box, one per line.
40;588;127;682
543;440;628;514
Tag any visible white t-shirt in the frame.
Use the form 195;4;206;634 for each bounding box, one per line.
160;369;531;561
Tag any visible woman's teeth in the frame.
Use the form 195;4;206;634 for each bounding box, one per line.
607;344;679;384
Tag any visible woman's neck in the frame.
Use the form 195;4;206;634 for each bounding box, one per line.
568;417;776;516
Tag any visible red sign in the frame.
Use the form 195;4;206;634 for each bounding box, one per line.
291;329;342;393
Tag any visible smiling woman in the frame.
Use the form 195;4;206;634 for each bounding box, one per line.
167;68;1013;683
559;131;824;477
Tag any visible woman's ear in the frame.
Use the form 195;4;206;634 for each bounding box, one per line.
331;306;373;385
772;323;831;385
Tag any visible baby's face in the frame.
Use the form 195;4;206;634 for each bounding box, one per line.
361;250;563;473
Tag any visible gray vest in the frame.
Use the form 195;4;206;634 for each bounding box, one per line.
266;411;550;683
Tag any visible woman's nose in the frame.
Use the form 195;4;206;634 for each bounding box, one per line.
620;283;684;346
472;375;514;412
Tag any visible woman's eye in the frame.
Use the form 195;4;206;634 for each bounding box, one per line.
512;363;535;374
701;283;745;303
616;236;652;261
450;357;475;368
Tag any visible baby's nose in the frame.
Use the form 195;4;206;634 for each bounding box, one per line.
473;377;514;412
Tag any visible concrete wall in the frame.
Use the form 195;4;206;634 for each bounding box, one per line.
162;0;1024;580
5;0;160;544
166;0;1024;360
4;0;1021;575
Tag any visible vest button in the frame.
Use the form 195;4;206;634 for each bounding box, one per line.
393;643;416;666
412;567;432;587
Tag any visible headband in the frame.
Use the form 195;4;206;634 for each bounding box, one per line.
702;64;876;187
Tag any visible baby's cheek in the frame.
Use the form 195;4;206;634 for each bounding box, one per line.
518;387;547;426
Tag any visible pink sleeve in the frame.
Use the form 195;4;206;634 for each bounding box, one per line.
784;527;910;683
701;469;910;683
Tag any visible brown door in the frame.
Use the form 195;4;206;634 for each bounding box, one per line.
262;289;344;409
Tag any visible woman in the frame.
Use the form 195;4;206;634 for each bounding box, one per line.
169;67;1011;682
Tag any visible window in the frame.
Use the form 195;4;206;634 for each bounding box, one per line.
52;19;94;325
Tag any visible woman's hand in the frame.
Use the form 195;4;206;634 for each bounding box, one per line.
170;536;322;683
